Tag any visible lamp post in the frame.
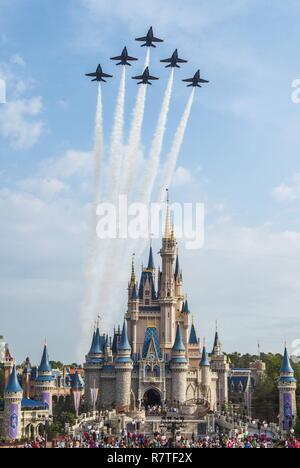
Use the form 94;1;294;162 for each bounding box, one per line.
160;416;185;448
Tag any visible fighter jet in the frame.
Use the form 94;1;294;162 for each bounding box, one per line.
132;67;159;85
85;64;113;82
182;69;209;87
160;49;188;68
110;47;138;66
135;26;163;48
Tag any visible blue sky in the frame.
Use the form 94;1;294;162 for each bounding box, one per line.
1;0;300;363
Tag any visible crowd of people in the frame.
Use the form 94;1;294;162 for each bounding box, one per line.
20;428;299;449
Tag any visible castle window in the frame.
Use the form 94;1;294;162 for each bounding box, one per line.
145;290;150;296
154;366;160;378
145;299;150;305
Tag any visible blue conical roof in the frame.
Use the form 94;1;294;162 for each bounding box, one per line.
213;331;219;348
88;331;96;354
200;346;210;367
39;345;52;373
131;283;138;300
147;246;155;270
280;347;294;374
5;366;23;393
118;320;131;352
175;254;180;279
189;324;198;345
182;300;191;314
173;324;185;352
93;328;104;354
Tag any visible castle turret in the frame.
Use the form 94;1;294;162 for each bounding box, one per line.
159;198;177;353
3;345;15;390
34;344;54;414
84;321;105;411
170;324;188;404
127;254;140;354
200;342;211;398
115;320;133;410
181;298;191;355
22;357;32;399
2;366;23;440
209;327;229;408
278;346;297;433
174;251;183;299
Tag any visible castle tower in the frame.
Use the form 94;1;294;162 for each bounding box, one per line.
200;342;211;399
3;345;15;389
34;344;54;414
170;324;188;404
181;298;191;356
22;357;32;399
115;319;133;410
84;321;105;410
210;328;229;408
188;320;201;368
159;199;177;353
127;254;139;354
2;366;23;441
174;251;183;300
278;346;297;433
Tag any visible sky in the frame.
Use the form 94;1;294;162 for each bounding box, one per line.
0;0;300;363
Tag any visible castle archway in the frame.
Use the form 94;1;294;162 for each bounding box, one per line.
143;388;162;407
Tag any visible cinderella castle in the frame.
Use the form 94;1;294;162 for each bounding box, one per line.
0;207;298;441
83;206;298;432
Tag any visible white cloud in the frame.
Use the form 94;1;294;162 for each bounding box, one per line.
172;166;193;187
272;173;300;203
0;96;45;149
10;54;26;66
18;177;70;198
41;149;93;180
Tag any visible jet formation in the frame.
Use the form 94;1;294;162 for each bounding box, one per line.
85;27;209;88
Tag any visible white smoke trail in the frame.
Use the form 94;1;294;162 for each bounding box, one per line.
79;83;105;359
139;69;174;204
158;88;195;202
121;48;150;196
121;85;147;195
107;67;126;203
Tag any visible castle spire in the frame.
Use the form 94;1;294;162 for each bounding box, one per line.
172;324;186;352
280;346;294;376
118;319;131;352
39;344;52;373
5;365;22;393
129;253;137;288
200;339;210;367
147;242;155;270
164;189;172;239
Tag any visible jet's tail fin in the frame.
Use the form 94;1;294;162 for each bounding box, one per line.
100;78;107;83
196;84;202;88
166;64;172;68
150;44;156;48
175;64;180;68
92;78;97;82
187;84;193;87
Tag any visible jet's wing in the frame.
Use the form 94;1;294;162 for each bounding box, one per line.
110;55;122;61
135;36;147;42
148;75;159;80
160;59;172;63
132;74;144;80
177;58;188;63
199;79;209;83
102;73;113;78
182;78;194;82
152;37;164;43
85;73;97;77
127;56;138;61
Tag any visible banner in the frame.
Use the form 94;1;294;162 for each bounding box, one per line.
42;391;51;409
283;393;293;431
91;387;99;412
73;390;81;417
9;403;19;440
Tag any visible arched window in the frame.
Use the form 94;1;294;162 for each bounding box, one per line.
154;366;160;378
145;365;151;377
